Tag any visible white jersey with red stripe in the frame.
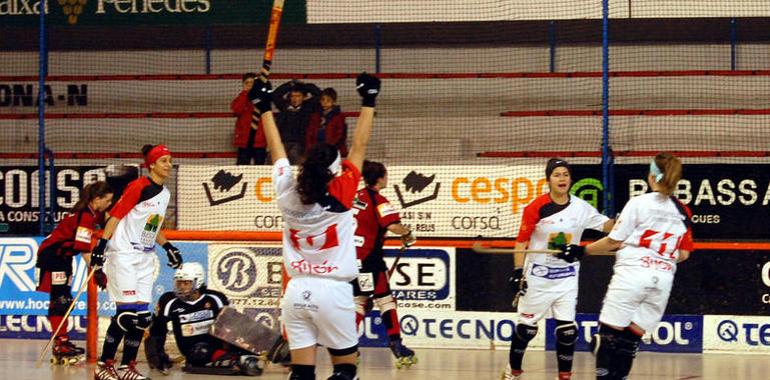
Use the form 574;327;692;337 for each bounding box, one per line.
273;158;362;282
608;192;694;278
108;176;170;253
516;194;609;292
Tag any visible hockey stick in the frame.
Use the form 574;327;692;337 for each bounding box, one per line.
471;242;617;256
35;266;98;368
471;242;558;255
250;0;286;128
387;245;408;278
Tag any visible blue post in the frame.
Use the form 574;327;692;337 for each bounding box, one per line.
548;20;556;73
375;24;381;74
601;0;614;216
38;0;48;235
730;18;737;71
205;24;212;74
46;149;55;234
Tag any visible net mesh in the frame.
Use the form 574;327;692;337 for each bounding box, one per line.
1;1;769;237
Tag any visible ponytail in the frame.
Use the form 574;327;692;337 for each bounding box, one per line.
71;181;114;213
652;152;682;196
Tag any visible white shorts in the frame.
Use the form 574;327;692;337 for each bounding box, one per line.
599;267;673;333
104;250;157;304
517;286;578;326
281;277;357;351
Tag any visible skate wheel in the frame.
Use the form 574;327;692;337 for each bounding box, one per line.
68;357;79;365
50;357;57;365
395;361;403;369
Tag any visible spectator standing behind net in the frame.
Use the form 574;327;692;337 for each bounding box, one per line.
273;79;321;164
231;72;268;165
306;88;348;157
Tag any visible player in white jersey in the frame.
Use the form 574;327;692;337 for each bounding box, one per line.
248;73;380;380
92;144;184;380
557;152;693;380
503;158;614;380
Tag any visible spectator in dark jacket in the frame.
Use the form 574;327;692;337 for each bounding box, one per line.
306;87;348;157
231;73;267;165
273;80;321;164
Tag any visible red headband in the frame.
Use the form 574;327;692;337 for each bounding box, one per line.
145;145;171;167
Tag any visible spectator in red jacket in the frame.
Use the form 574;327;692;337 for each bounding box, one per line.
231;73;267;165
306;88;348;157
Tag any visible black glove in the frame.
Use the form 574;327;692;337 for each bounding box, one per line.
509;267;527;296
247;80;273;114
556;244;586;263
356;73;380;107
90;238;108;269
145;335;173;373
163;242;183;269
93;269;108;291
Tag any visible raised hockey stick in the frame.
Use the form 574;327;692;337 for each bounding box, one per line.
250;0;286;128
388;245;408;278
35;266;98;368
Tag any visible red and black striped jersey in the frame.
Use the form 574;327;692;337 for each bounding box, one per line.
38;207;104;256
352;187;400;259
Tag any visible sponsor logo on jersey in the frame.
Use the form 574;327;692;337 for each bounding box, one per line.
179;309;214;323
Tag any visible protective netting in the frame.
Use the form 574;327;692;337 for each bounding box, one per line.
1;1;769;238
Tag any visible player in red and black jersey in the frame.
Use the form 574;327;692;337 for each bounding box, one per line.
351;160;416;368
36;181;113;363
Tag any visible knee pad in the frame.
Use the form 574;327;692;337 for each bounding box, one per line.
373;294;396;313
50;294;74;316
354;296;368;316
591;325;621;356
514;323;538;343
187;342;214;366
555;321;578;346
327;363;357;380
115;309;152;333
289;364;315;380
616;330;642;359
327;345;358;357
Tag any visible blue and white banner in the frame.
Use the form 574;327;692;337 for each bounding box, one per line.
384;247;455;311
0;315;87;340
704;315;770;353
545;314;703;353
0;237;207;316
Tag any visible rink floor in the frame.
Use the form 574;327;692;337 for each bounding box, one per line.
4;339;768;380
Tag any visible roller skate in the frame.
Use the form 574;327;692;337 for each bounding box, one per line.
557;371;572;380
117;360;150;380
51;336;84;365
501;364;523;380
389;338;417;369
94;360;120;380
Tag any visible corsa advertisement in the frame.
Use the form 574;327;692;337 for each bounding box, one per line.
178;164;548;238
0;237;207;316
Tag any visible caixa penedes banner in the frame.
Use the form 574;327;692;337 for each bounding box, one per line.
545;314;703;353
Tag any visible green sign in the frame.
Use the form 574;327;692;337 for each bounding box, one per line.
0;0;306;26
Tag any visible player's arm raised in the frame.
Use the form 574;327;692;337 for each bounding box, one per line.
249;81;287;163
346;73;381;172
